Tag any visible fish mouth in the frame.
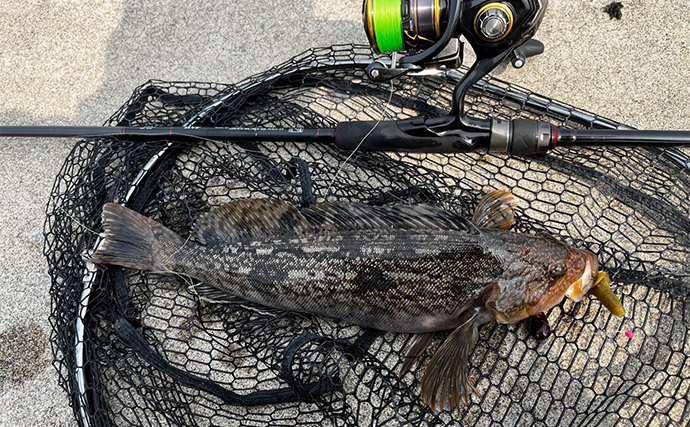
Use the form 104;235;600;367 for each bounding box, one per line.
564;253;597;302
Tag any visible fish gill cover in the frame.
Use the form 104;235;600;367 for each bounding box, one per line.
44;46;689;427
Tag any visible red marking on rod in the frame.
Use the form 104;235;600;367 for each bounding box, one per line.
570;129;574;143
169;127;173;136
553;127;558;148
316;128;320;138
122;127;126;135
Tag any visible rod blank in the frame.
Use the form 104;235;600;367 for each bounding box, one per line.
559;129;690;147
0;126;336;142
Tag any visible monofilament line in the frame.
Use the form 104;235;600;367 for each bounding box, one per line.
326;80;395;198
57;205;102;236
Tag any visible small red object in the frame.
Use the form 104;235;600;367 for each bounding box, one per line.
625;330;634;338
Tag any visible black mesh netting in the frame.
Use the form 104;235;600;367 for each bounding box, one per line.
44;45;689;427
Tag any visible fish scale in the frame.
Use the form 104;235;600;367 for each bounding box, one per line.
168;230;502;333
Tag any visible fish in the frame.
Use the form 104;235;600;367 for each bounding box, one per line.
90;190;624;412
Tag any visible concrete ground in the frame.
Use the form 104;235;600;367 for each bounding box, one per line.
0;1;687;425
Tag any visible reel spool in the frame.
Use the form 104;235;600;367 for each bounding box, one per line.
363;0;532;55
363;0;448;54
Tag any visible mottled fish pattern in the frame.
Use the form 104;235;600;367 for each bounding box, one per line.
173;230;503;332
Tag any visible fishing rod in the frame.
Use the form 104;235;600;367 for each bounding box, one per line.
2;0;689;157
2;124;688;157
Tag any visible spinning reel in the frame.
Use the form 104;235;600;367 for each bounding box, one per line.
349;0;550;150
0;0;688;155
363;0;545;77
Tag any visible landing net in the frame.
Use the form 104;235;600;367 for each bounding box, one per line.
44;45;689;427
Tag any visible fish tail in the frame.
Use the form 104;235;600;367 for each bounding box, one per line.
91;203;184;272
420;312;480;412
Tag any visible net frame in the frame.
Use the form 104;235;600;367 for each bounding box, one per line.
44;45;690;427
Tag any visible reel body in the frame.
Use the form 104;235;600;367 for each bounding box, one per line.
363;0;547;60
363;0;549;151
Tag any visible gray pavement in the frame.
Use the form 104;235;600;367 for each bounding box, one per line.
0;1;687;425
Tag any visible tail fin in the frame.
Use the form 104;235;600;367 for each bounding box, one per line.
91;203;184;272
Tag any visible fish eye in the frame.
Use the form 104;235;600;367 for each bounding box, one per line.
548;262;567;278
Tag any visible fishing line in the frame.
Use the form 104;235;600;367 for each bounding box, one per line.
326;80;395;198
152;268;207;308
371;0;405;53
157;236;207;305
56;205;102;237
152;269;195;288
169;235;192;259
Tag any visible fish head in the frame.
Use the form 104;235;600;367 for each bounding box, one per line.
485;233;599;323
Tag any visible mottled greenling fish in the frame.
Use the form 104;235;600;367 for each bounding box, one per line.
91;191;624;412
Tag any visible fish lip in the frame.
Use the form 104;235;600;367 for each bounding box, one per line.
564;253;598;302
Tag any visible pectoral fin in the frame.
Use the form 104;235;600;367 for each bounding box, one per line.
588;272;625;317
401;333;435;374
420;314;479;412
471;190;516;229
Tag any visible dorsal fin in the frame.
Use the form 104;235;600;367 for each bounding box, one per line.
471;190;516;230
194;199;480;246
300;202;389;232
302;202;478;233
192;199;311;246
375;204;478;232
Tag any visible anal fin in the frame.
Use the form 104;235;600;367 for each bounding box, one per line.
190;283;283;317
190;283;242;304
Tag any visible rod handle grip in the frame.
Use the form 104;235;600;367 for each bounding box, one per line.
510;119;552;156
335;121;472;153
